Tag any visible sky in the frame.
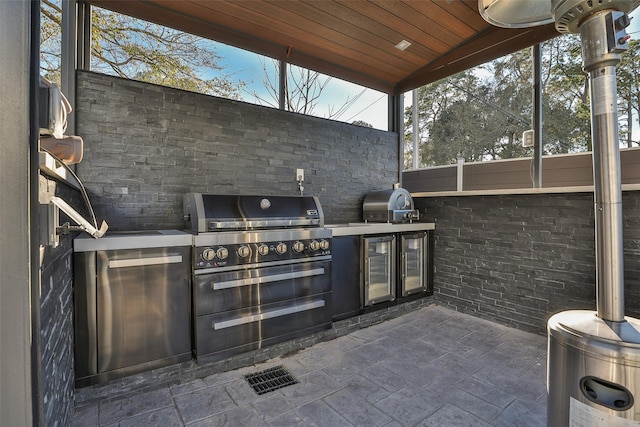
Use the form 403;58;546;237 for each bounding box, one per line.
630;7;640;40
202;6;640;133
214;43;389;130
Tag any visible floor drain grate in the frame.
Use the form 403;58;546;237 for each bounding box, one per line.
244;365;298;395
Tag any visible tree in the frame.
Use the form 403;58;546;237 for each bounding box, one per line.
543;34;591;152
403;77;464;167
479;48;533;159
40;0;242;99
404;33;609;168
251;58;366;119
251;59;329;115
425;73;514;164
406;69;533;167
618;39;640;147
351;120;373;128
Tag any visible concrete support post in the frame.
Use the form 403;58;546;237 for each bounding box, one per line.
0;0;35;425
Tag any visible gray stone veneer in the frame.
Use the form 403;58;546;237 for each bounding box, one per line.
64;71;640;411
39;175;83;426
414;191;640;334
74;71;399;230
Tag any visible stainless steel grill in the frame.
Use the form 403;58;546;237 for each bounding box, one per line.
184;193;332;363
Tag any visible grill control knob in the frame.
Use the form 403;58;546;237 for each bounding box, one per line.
216;247;229;260
309;240;320;251
292;241;305;253
202;248;215;261
258;244;269;256
237;245;251;258
320;240;330;250
275;242;288;255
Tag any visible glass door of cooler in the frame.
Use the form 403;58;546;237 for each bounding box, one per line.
362;235;396;306
400;232;428;297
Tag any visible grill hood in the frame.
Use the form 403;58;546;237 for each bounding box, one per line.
183;193;324;233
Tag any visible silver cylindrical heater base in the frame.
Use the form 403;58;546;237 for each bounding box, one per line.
547;310;640;426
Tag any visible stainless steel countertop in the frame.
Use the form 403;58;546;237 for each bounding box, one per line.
73;230;193;252
73;223;437;250
326;222;435;237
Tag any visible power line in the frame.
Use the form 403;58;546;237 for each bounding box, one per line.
446;79;558;143
447;80;531;127
344;94;387;123
331;87;368;120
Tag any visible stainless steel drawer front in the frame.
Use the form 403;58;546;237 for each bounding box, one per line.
212;299;326;330
212;267;325;290
193;258;332;362
194;261;332;316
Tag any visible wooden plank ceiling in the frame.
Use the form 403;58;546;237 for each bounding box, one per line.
85;0;560;94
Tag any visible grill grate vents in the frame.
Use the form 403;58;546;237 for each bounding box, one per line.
244;366;298;395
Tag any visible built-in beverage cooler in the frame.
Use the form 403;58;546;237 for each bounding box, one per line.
330;225;434;320
362;231;433;309
398;231;432;302
362;234;397;306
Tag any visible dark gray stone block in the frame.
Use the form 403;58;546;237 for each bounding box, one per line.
75;71;398;230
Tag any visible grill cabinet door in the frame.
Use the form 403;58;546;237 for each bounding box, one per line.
95;247;191;374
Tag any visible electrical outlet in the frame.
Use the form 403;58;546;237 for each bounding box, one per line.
522;129;534;148
296;168;304;182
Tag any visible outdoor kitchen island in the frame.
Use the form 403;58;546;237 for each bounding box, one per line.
73;219;436;407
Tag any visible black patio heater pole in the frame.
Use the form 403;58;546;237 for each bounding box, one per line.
480;0;640;425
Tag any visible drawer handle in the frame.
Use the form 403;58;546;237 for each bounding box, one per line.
212;268;325;290
212;299;325;330
108;255;183;268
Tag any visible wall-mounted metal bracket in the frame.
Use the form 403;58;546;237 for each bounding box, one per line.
47;202;60;248
46;196;108;247
57;222;84;235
